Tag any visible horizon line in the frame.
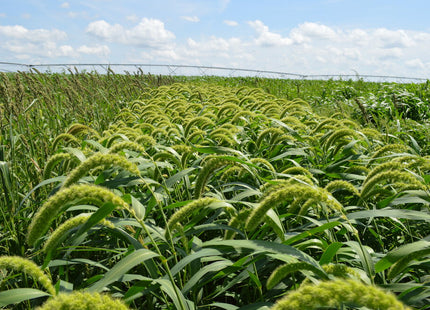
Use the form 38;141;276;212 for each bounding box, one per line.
0;62;428;81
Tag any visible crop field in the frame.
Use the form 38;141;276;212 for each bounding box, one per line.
0;70;430;309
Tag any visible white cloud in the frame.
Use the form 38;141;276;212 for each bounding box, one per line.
0;24;80;61
186;36;242;53
117;20;430;77
4;41;77;58
224;20;238;27
0;25;67;42
77;44;110;57
0;13;6;18
406;58;425;68
86;18;175;48
248;20;292;47
291;22;337;42
126;14;139;23
58;45;75;57
178;36;250;65
372;28;414;48
1;16;430;78
181;16;200;23
67;11;88;19
61;2;70;9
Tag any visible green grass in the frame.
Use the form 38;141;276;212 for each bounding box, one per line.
1;71;430;309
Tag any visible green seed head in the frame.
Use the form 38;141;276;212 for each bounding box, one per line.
37;291;128;310
42;214;114;255
271;279;410;310
0;256;56;296
27;184;129;246
62;153;140;188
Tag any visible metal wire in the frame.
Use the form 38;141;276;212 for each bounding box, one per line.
0;62;427;82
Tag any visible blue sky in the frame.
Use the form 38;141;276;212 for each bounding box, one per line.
1;0;430;77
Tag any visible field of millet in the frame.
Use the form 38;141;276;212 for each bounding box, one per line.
0;70;430;309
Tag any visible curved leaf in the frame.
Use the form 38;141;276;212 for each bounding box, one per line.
87;248;159;293
0;288;51;307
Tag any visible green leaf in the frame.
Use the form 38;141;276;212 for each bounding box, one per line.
265;208;285;241
87;249;159;293
170;248;224;277
345;241;375;277
237;302;272;310
48;258;109;271
347;208;430;222
94;172;105;185
202;239;321;269
83;139;108;153
284;221;341;246
191;145;244;157
319;242;343;265
209;302;239;310
247;270;262;289
375;239;430;274
19;176;66;209
162;167;197;189
182;260;233;294
0;288;51;307
130;194;146;220
269;148;308;162
388;196;430;207
73;202;117;240
153;278;194;310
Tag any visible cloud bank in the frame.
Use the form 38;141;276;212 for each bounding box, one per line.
1;18;430;77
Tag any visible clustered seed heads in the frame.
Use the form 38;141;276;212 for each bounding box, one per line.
194;156;237;199
246;184;343;231
361;170;425;199
52;133;81;150
323;128;358;151
42;214;115;255
37;291;129;310
108;141;148;155
325;180;360;197
27;184;130;245
61;153;140;188
0;256;56;296
267;262;328;290
43;153;75;179
7;80;429;309
166;197;220;233
271;279;410;310
368;143;411;165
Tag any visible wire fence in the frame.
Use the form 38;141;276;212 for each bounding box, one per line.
0;61;428;83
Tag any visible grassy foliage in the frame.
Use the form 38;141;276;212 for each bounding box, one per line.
1;71;430;309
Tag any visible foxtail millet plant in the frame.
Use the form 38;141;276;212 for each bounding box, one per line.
43;152;76;179
193;156;238;199
266;261;329;290
0;255;56;296
37;291;128;310
271;278;410;310
61;153;140;188
166;197;223;233
246;184;344;231
27;184;130;245
42;214;115;255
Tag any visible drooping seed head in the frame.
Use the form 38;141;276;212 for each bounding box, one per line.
37;291;128;310
0;256;56;296
27;184;130;246
271;279;410;310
